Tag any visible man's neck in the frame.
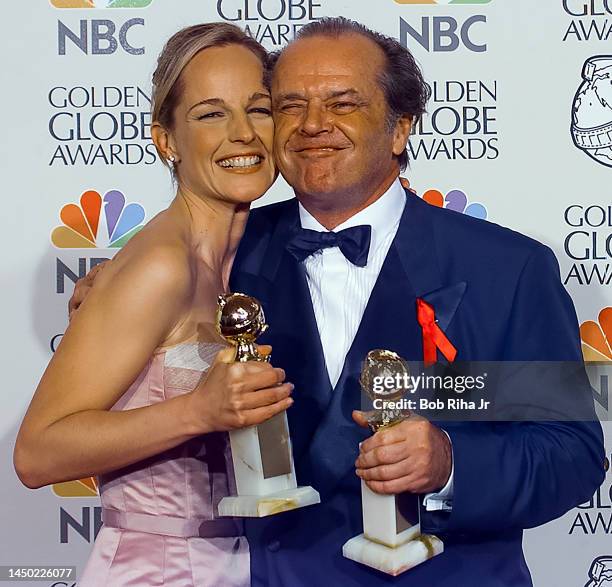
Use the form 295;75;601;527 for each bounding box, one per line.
296;171;400;230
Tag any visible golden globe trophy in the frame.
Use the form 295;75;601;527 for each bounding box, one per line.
342;349;444;575
216;293;320;517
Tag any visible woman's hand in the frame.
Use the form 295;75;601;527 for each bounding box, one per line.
186;346;293;433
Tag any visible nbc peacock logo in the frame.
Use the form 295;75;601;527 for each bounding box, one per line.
581;307;612;362
421;188;488;219
50;0;153;8
51;189;145;249
53;476;98;498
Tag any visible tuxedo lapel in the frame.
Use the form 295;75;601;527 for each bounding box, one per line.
231;200;332;462
297;244;420;496
421;282;467;333
395;192;467;349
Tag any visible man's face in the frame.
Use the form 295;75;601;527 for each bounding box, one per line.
272;33;410;211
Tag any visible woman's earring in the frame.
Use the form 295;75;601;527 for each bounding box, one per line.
167;155;176;168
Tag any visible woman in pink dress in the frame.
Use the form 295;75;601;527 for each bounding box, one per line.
14;23;292;586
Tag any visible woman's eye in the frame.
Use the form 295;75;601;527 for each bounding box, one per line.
197;111;224;120
249;107;272;116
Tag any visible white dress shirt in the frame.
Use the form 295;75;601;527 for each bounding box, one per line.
298;177;453;511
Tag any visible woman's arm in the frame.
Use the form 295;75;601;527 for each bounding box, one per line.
14;245;291;489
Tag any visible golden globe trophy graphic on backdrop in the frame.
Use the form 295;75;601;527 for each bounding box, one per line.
342;349;444;575
216;292;320;517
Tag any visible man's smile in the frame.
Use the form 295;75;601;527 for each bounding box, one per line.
294;147;348;157
289;142;352;156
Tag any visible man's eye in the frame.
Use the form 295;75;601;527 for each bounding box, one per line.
280;103;305;114
332;102;357;112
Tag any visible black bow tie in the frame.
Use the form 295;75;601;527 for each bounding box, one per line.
286;225;372;267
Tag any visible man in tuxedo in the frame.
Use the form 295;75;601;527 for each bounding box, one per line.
229;17;604;587
71;17;604;586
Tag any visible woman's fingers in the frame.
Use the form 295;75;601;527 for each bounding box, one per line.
230;364;286;391
191;353;291;432
237;383;294;410
244;397;294;427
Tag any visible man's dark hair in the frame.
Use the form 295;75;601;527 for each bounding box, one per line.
272;17;431;170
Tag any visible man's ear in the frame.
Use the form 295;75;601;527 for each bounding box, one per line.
392;115;412;157
151;121;178;162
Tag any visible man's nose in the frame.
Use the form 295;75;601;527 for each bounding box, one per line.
300;102;332;136
228;112;256;143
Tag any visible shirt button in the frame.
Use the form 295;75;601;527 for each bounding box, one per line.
267;540;281;552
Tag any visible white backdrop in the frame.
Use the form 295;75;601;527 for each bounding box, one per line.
1;1;610;586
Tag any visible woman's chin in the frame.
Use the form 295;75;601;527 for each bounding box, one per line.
224;188;268;205
224;178;274;204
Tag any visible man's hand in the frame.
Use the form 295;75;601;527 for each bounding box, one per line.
353;411;452;495
68;260;109;320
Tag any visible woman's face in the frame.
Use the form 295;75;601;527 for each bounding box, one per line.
163;44;276;205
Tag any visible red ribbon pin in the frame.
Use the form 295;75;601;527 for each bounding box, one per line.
416;298;457;367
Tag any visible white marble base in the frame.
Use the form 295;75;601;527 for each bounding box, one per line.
342;533;444;576
218;486;320;518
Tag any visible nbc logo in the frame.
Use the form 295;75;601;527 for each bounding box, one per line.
421;188;488;219
53;476;98;498
52;189;145;249
581;307;612;362
51;0;153;8
55;477;101;544
393;0;492;4
581;308;611;414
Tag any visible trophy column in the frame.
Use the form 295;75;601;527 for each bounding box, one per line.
215;293;320;518
342;350;443;575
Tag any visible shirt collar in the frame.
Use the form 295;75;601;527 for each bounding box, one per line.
298;177;406;254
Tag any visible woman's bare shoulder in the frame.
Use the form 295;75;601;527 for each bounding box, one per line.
27;210;197;427
97;208;194;300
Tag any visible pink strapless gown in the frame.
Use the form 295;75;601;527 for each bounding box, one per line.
79;342;249;587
